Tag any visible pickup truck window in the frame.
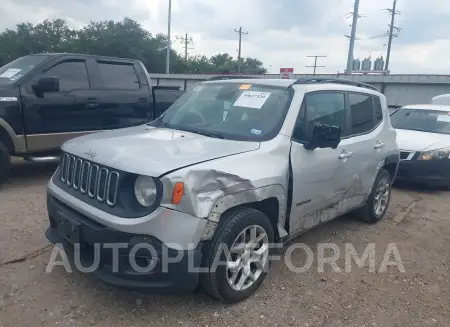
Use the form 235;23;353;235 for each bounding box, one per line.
161;82;292;141
0;54;48;85
42;61;90;91
98;62;139;90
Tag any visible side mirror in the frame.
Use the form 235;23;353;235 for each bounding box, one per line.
32;76;59;95
304;123;341;150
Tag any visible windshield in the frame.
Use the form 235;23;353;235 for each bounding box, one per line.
390;108;450;135
0;55;49;85
156;82;293;141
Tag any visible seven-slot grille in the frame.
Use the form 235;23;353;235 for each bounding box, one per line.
60;153;120;206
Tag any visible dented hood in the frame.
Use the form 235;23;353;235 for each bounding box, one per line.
61;125;260;176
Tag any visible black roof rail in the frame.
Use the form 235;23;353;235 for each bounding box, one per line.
153;85;181;90
206;75;260;81
291;77;377;91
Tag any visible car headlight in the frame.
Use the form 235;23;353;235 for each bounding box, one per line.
418;147;450;160
134;175;158;207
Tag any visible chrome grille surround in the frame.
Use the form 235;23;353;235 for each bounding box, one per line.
60;153;120;206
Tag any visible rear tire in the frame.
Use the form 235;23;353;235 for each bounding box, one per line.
356;168;392;223
200;207;274;303
0;140;11;186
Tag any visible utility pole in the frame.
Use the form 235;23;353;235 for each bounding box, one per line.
175;34;194;60
306;55;326;74
384;0;401;71
165;0;172;74
234;26;248;73
345;0;360;74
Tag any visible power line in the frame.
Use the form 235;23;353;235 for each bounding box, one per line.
345;0;361;74
306;55;326;74
175;34;194;60
234;26;248;73
384;0;401;71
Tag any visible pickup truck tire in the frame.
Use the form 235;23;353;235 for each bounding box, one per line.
200;207;274;303
0;140;11;186
357;168;392;223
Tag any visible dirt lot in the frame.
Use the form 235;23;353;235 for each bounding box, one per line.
1;160;449;327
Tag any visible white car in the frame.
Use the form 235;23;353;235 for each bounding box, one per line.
391;104;450;189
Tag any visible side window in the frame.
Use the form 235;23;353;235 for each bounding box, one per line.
98;62;139;90
349;93;374;135
42;61;89;91
373;95;383;125
293;92;346;142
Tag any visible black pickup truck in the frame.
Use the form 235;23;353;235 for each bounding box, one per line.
0;53;184;184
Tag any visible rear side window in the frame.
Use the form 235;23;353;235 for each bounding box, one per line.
348;93;374;135
373;95;383;124
98;62;139;90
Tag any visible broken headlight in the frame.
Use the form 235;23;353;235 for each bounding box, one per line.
418;147;450;160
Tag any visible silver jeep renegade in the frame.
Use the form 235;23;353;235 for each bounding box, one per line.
45;77;400;303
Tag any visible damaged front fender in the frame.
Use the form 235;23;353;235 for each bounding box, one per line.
161;169;256;218
159;169;288;240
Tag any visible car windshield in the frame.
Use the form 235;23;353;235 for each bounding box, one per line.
390;108;450;135
156;82;293;141
0;55;49;85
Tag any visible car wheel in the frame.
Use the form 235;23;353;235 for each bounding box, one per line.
357;168;392;223
0;140;11;186
200;207;274;303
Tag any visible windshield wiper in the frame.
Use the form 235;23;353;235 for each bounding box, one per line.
179;128;225;139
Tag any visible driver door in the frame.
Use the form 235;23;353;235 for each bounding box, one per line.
289;91;351;235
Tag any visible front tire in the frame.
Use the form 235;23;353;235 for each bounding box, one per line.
0;140;11;186
357;168;392;223
200;207;274;303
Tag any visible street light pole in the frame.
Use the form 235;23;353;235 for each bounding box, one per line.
345;0;360;74
165;0;172;74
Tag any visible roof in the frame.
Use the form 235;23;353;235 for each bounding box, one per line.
27;52;138;61
203;78;296;87
202;78;383;95
401;104;450;111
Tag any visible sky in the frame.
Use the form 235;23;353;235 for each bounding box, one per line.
2;0;450;74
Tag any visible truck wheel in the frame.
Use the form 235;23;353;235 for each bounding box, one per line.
200;207;274;303
0;140;11;186
356;168;392;223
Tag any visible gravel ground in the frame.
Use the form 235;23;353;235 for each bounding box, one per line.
1;160;450;327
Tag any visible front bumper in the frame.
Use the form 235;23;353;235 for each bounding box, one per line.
396;158;450;187
45;193;203;292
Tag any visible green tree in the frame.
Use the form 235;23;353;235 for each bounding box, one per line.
0;18;266;74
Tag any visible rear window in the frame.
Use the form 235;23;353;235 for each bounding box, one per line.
98;62;139;89
390;108;450;135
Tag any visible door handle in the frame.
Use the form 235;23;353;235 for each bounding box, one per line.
86;98;98;108
374;142;385;149
338;151;353;159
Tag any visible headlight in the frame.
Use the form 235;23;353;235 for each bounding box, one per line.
418;147;450;160
134;175;158;207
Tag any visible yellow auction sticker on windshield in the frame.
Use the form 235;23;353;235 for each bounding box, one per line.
239;84;252;90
